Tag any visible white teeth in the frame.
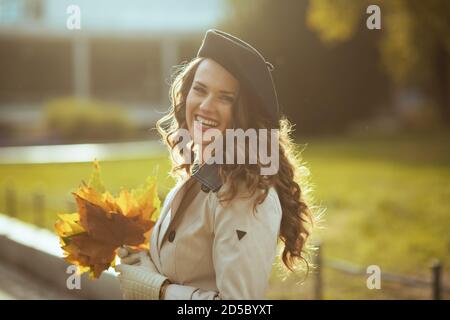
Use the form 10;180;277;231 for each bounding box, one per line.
195;115;219;127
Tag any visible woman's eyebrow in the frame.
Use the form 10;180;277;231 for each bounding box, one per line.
194;81;236;96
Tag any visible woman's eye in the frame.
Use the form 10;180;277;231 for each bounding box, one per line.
221;96;234;103
193;86;205;94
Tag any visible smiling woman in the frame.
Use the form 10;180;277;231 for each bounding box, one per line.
114;29;316;300
186;59;238;147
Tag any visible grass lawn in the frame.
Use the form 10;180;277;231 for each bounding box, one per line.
0;156;174;229
268;132;450;299
1;132;449;299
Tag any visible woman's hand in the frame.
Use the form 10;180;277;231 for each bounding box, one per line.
117;246;151;267
115;246;171;300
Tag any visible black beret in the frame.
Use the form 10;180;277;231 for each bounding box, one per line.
197;29;280;128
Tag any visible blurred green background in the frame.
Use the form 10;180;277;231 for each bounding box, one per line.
0;0;449;299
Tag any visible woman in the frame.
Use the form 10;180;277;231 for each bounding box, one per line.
115;29;314;300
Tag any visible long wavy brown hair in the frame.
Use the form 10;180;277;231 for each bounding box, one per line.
157;57;316;274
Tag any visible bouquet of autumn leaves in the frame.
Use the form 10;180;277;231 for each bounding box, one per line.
54;160;160;279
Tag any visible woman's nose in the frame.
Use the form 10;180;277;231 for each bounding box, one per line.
199;95;216;113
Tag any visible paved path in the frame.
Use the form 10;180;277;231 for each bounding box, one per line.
0;260;78;300
0;140;164;164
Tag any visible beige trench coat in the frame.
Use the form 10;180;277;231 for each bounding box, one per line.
148;163;282;300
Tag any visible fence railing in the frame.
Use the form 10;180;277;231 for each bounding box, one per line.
312;242;449;300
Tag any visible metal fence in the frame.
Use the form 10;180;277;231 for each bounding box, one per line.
312;242;450;300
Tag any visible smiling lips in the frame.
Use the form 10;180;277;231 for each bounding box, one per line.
194;115;220;132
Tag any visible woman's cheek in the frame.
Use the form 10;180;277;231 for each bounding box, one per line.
221;104;233;130
185;95;196;126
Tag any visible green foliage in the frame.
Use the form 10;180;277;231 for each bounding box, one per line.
44;97;136;143
224;0;450;128
306;0;450;84
307;0;364;43
222;0;390;134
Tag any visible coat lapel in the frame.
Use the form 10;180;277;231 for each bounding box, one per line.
151;163;224;269
150;179;185;271
156;178;191;253
150;212;164;272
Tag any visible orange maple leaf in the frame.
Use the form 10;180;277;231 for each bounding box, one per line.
55;160;160;279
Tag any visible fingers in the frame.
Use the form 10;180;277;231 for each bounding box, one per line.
126;246;142;255
120;253;142;266
117;247;129;258
115;263;138;273
115;264;124;273
117;246;142;258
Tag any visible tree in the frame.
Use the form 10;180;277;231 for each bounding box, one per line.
307;0;450;124
221;0;390;134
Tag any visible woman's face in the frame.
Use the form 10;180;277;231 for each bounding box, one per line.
186;58;240;148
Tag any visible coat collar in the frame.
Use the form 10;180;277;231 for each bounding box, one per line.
191;162;223;193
